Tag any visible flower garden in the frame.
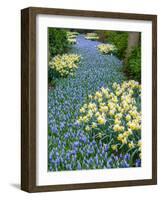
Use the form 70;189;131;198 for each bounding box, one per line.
48;29;141;171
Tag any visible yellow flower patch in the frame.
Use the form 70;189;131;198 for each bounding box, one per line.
97;44;117;54
50;54;81;77
77;80;141;153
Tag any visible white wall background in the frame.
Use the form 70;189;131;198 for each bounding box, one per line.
0;0;160;199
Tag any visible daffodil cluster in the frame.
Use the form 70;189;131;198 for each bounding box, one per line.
67;31;79;44
85;33;99;41
97;44;117;54
77;80;141;164
50;54;81;77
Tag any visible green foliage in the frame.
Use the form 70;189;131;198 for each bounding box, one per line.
48;68;56;85
48;28;69;58
126;46;141;82
107;31;128;59
96;30;109;43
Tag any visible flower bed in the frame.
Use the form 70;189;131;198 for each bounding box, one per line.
77;80;141;167
97;43;117;54
67;31;79;44
49;54;81;77
85;33;99;41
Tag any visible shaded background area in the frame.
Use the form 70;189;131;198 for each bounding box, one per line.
48;28;141;83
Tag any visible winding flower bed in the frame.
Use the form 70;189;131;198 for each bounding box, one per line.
48;35;141;171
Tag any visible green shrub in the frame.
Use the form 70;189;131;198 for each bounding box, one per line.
48;68;56;84
48;28;69;58
125;46;141;82
107;31;128;59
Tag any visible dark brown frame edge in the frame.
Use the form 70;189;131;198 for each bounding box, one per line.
21;7;157;193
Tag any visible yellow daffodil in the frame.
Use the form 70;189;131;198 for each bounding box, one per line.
138;140;142;147
114;118;121;125
117;134;123;141
85;125;91;132
113;124;124;132
82;115;89;123
95;91;102;99
98;132;102;138
92;122;97;128
95;112;100;117
111;145;117;151
99;105;108;113
121;137;127;144
109;109;116;116
115;113;122;119
126;114;131;121
97;115;106;125
128;141;134;148
80;107;85;113
123;131;129;138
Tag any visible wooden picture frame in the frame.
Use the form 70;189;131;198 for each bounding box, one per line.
21;7;157;192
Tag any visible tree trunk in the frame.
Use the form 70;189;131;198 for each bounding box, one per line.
124;32;140;65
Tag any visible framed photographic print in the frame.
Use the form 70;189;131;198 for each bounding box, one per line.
21;7;157;192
